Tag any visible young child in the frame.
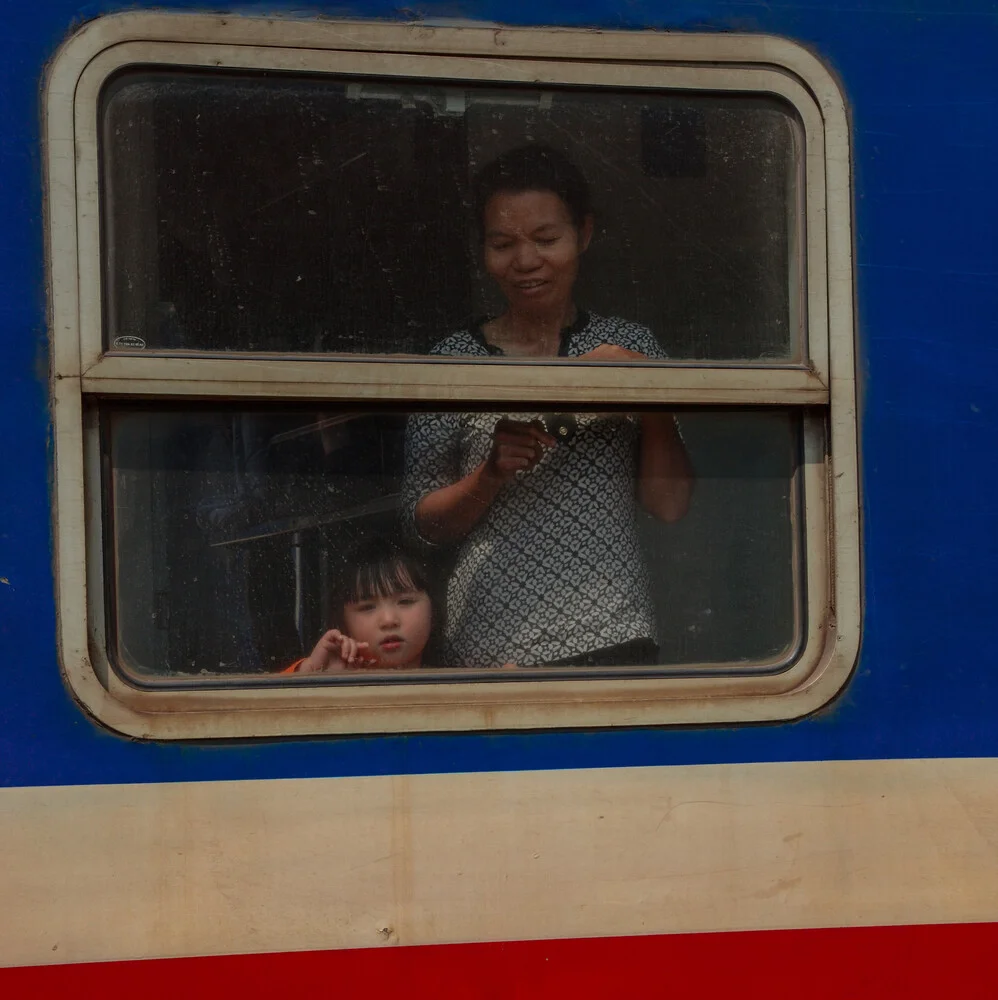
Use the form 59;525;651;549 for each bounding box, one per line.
284;537;434;674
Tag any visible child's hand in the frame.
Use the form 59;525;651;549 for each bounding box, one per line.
297;629;377;673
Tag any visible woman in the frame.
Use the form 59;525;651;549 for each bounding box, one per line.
403;144;693;668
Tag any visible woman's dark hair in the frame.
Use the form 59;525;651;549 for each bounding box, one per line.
329;536;430;626
473;144;592;232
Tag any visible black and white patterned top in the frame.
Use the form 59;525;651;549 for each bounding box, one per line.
402;312;664;668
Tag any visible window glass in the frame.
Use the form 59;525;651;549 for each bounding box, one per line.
101;71;802;361
105;406;800;681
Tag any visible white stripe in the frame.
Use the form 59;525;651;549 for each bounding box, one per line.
2;757;997;967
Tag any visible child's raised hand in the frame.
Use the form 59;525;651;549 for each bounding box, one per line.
298;629;377;673
336;631;378;668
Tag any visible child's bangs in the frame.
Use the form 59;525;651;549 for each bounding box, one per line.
347;554;426;604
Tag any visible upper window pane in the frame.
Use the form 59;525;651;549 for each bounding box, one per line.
101;70;803;361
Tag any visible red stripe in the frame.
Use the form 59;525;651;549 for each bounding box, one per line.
3;923;995;998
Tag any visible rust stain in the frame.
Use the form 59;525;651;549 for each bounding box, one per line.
752;876;803;899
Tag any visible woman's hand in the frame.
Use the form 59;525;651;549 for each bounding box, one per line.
484;419;557;483
577;343;694;522
296;629;378;673
576;344;647;362
413;418;557;544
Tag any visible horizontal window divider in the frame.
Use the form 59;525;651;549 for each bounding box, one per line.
78;357;828;405
95;351;814;370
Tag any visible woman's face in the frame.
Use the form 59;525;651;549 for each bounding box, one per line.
482;190;592;315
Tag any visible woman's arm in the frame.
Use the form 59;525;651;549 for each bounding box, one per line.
575;343;694;522
414;419;556;544
413;463;504;544
637;413;694;523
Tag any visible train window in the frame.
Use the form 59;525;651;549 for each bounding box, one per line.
47;14;858;737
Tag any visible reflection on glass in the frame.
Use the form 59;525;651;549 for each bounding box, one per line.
105;407;800;682
101;71;801;360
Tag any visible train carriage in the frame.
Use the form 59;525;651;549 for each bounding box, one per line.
1;0;997;994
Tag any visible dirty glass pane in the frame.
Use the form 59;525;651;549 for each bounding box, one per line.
104;405;800;682
101;70;802;361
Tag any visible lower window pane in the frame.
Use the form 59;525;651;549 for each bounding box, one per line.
102;406;803;683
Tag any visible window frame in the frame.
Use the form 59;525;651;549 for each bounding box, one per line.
46;12;859;738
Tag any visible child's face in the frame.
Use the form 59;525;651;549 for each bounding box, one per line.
342;588;432;669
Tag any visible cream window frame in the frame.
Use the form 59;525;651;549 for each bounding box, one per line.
45;12;859;739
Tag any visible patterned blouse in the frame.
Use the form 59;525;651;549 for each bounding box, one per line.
402;312;664;668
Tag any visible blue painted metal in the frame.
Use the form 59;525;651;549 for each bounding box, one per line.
1;1;996;787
